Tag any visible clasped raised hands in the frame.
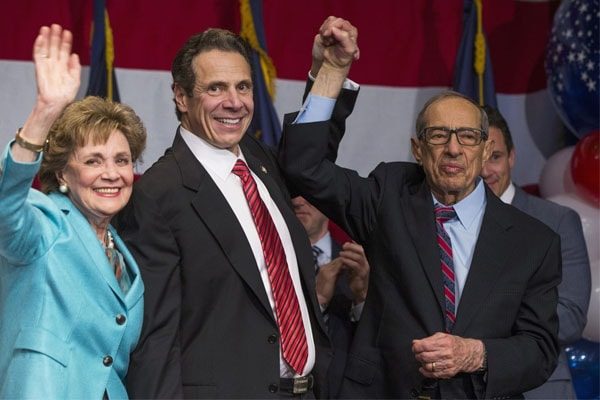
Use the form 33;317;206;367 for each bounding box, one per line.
312;16;360;73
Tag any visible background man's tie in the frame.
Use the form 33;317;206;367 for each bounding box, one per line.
434;205;457;332
232;159;308;374
311;245;324;272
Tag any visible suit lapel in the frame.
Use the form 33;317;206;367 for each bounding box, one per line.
172;133;276;323
50;194;125;301
401;181;445;313
453;191;513;335
511;186;529;209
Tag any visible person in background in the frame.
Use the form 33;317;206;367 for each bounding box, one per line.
278;18;561;398
481;105;590;400
0;24;147;399
292;195;369;398
117;18;358;399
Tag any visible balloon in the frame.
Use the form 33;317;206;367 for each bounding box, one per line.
571;130;600;207
582;259;600;342
566;338;600;400
548;192;600;262
546;0;599;138
539;146;577;199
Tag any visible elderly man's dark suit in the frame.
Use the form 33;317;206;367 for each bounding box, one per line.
279;118;561;399
116;84;358;399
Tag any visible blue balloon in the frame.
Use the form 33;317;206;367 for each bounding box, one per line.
546;0;600;138
566;339;600;399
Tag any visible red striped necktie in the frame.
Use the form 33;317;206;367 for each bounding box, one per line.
232;159;308;374
434;205;457;332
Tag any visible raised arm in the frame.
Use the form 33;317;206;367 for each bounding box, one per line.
12;24;80;162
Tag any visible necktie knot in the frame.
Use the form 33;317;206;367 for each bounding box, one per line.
435;205;457;224
232;159;250;180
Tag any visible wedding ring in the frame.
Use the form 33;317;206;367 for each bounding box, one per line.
432;362;436;372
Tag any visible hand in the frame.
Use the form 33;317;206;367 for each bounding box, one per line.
339;241;369;304
315;257;344;306
412;332;486;379
12;25;81;162
311;16;360;75
33;24;81;116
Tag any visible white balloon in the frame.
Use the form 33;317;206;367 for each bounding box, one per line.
539;146;577;199
547;192;600;262
582;259;600;342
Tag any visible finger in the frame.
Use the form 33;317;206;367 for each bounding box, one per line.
339;248;364;263
414;349;448;364
33;26;50;60
59;28;73;62
339;257;362;270
68;53;82;81
341;241;365;254
48;24;62;60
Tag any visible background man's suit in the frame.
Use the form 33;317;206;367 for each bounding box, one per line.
511;186;590;400
318;238;357;398
280;119;561;399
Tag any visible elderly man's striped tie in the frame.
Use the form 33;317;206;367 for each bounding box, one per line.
435;205;457;332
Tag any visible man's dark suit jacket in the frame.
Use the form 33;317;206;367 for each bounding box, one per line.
279;119;562;399
116;131;331;399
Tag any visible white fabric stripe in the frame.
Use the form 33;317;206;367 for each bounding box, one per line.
0;61;563;186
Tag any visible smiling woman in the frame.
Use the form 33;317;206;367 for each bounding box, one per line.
38;97;146;237
0;25;147;399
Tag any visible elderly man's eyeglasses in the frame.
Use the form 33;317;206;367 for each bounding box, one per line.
419;127;487;146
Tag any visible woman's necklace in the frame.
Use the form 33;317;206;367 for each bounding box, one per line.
105;230;115;249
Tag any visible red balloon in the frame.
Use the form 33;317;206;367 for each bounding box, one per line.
571;130;600;207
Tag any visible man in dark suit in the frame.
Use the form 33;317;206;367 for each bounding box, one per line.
116;23;357;399
292;195;369;398
279;21;561;399
481;106;591;399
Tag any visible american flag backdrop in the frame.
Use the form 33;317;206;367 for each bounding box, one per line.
0;0;570;185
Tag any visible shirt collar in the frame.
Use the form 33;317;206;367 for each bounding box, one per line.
313;232;332;258
499;181;516;204
179;126;245;181
433;178;487;232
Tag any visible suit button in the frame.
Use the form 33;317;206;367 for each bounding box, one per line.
116;314;126;325
410;388;419;398
268;384;278;393
267;334;277;344
103;356;113;366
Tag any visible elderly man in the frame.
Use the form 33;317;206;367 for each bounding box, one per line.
481;106;590;399
279;20;561;399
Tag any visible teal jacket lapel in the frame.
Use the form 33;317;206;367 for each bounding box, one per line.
50;193;139;305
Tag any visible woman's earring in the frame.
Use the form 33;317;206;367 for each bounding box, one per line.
59;183;68;193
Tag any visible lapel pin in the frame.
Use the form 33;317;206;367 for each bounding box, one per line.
261;165;267;174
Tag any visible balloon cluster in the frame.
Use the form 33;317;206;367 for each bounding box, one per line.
544;0;599;397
